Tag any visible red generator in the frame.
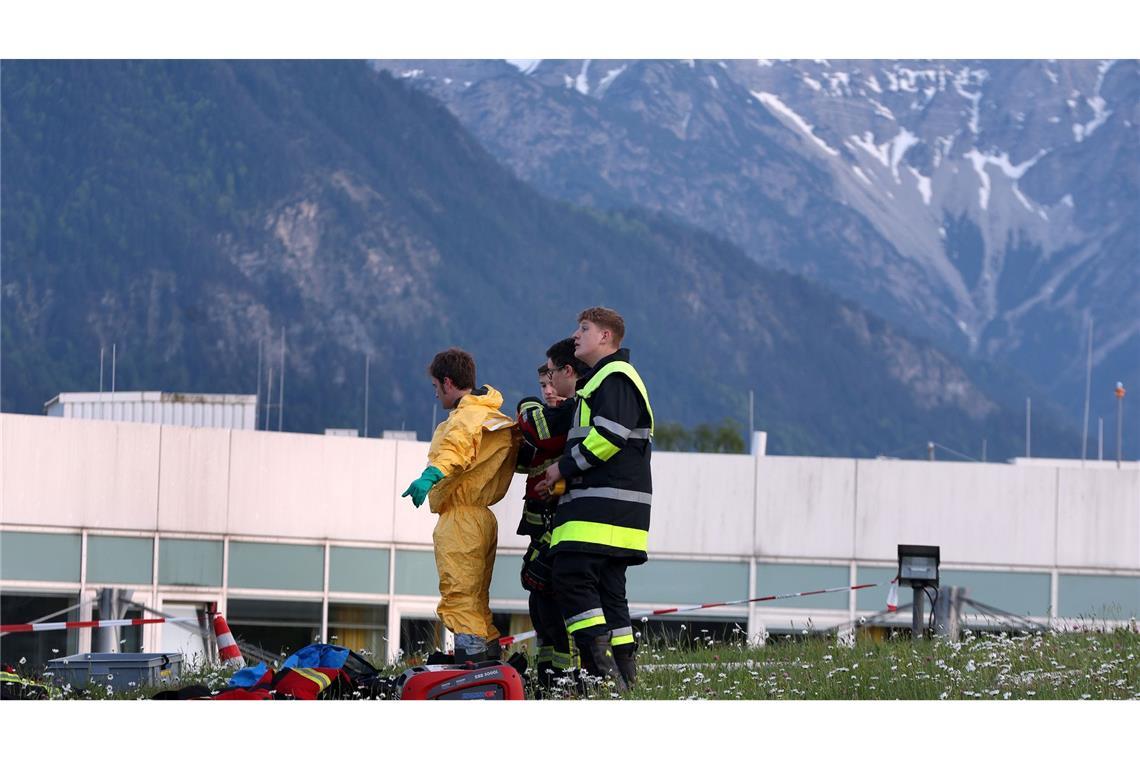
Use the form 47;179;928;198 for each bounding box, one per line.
399;662;525;700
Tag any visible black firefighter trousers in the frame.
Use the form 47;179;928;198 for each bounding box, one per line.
552;550;635;661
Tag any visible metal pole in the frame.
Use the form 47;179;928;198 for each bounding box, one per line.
911;586;924;640
364;354;371;438
748;389;754;453
1116;382;1126;467
94;588;117;653
1081;317;1093;461
934;586;964;641
1098;417;1104;461
256;339;263;431
927;441;935;461
266;367;274;431
981;438;987;463
111;343;117;394
1025;397;1031;458
278;328;285;432
99;347;105;393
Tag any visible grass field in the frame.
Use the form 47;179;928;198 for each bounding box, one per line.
24;624;1139;700
576;625;1140;700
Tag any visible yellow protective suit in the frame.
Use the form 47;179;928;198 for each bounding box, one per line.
427;385;518;641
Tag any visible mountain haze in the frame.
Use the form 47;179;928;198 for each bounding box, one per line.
1;60;1084;458
378;59;1138;438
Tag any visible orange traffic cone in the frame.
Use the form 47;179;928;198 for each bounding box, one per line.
213;613;246;668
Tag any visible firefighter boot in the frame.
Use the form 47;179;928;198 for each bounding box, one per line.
584;633;628;693
534;659;556;699
614;642;638;688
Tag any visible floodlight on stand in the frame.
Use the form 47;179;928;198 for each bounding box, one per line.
897;544;940;640
897;544;940;589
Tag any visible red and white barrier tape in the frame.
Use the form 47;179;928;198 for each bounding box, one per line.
497;581;882;647
0;616;200;634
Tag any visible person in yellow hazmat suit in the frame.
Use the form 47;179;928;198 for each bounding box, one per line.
401;347;519;662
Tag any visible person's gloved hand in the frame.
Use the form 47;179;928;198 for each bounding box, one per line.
401;466;444;508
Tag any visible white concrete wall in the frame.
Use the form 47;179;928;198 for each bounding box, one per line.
755;456;855;560
2;413;1137;574
652;452;755;556
855;460;1059;566
1056;467;1140;570
1;415;160;531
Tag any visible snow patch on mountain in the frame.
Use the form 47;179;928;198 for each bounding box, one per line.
752;91;839;156
964;148;1046;212
849;132;889;167
909;166;932;205
506;59;542;75
847;129;918;182
965;149;992;210
1074;60;1116;142
597;65;627;97
707;75;719;90
889;129;919;182
824;71;850;95
952;68;987;134
852;165;872;185
802;74;822;92
575;60;591;95
869;99;896;120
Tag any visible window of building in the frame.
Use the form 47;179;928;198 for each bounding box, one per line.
0;592;80;670
399;616;444;662
327;603;387;661
226;598;321;659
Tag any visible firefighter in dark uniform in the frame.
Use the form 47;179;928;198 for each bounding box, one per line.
538;307;653;693
515;339;589;695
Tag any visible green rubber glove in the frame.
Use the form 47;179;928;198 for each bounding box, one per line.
401;465;444;508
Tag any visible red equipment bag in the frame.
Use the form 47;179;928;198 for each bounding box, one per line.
399;662;525;700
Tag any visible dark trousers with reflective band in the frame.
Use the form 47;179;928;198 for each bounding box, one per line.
529;589;576;670
553;550;632;645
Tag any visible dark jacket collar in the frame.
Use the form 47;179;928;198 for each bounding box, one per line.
576;348;631;390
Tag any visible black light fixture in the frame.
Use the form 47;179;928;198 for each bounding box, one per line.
897;544;940;589
897;544;940;639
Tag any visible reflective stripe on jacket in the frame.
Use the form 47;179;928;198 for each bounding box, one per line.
552;349;653;563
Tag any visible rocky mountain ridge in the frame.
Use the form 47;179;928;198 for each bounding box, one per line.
377;59;1138;429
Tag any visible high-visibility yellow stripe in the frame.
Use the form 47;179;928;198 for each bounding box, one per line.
293;668;332;690
566;615;607;635
582;429;620;461
533;408;550;440
578;361;654;434
552;520;648;552
610;633;635;646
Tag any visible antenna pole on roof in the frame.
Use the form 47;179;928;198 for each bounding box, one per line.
1098;417;1104;460
1081;316;1093;463
277;328;285;432
111;343;117;395
1025;397;1032;458
364;354;371;438
99;346;105;394
266;367;274;431
748;389;754;453
256;339;263;431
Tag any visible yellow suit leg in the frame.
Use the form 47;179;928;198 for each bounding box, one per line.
433;505;499;640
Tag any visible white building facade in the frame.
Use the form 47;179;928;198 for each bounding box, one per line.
1;412;1137;666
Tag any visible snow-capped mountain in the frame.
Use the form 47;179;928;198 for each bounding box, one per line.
375;59;1138;424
